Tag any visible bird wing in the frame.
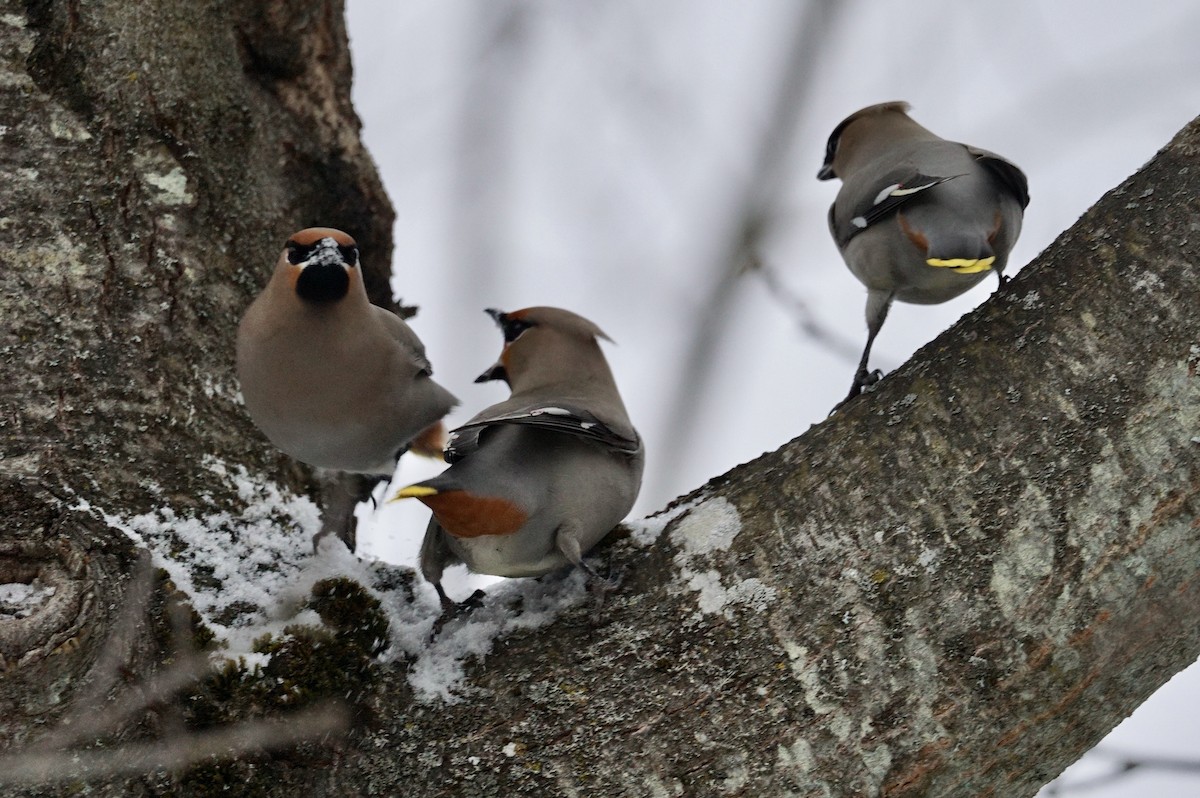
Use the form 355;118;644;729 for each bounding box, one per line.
373;306;434;375
965;144;1031;209
831;168;963;249
445;401;641;462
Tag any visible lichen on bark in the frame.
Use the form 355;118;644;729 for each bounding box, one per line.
0;0;1197;796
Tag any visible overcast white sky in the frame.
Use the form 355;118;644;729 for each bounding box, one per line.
345;2;1200;793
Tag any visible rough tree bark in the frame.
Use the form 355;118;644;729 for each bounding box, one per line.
0;0;395;774
1;1;1198;797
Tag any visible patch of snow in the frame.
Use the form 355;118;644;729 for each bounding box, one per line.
625;497;697;547
74;457;600;702
49;116;92;142
917;545;941;573
78;459;327;651
0;581;56;619
683;570;776;617
1133;271;1166;293
403;568;591;702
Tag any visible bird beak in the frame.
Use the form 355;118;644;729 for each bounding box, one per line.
817;163;835;181
388;484;438;503
478;310;513;384
475;362;508;384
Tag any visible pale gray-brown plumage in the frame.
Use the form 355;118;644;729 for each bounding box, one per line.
818;102;1030;406
390;306;644;615
237;227;457;549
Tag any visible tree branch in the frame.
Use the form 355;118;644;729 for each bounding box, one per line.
1;0;1197;794
326;113;1200;798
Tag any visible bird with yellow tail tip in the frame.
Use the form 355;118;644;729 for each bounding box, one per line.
390;306;644;617
818;102;1030;407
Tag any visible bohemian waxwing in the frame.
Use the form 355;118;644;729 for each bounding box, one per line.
390;306;645;614
818;101;1030;406
236;228;457;550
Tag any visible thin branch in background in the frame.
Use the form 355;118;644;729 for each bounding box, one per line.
28;651;213;756
0;705;349;787
648;0;843;503
753;257;866;364
1042;749;1200;795
3;552;348;788
26;551;161;753
447;1;530;311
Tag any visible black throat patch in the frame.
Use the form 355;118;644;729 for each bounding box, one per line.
295;263;350;303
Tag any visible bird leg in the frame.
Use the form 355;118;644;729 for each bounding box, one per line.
312;472;386;553
556;525;621;617
578;558;622;593
833;292;892;411
833;334;884;411
580;559;623;620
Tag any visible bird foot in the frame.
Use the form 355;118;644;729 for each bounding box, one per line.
830;369;884;414
582;562;622;620
429;589;487;639
311;523;356;555
859;368;884;390
585;563;623;594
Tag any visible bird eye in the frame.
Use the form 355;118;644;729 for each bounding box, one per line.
286;243;311;264
339;246;359;266
502;318;534;343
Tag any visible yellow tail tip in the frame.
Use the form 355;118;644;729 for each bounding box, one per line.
926;255;996;274
388;485;439;503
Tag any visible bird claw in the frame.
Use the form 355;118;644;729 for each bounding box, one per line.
311;522;356;555
440;588;486;619
581;562;622;620
861;368;883;389
586;564;623;594
458;589;488;612
830;368;885;414
429;589;487;639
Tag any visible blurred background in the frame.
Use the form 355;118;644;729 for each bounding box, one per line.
345;2;1200;793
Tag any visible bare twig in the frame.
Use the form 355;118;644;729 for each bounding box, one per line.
11;549;351;788
648;0;843;502
754;258;866;363
0;704;349;786
447;2;531;309
1042;748;1200;794
27;552;160;752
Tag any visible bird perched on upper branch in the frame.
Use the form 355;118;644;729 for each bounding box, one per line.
818;101;1029;406
390;306;644;616
236;227;457;550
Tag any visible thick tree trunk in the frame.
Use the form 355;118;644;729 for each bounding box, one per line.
2;1;1197;796
0;0;392;770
